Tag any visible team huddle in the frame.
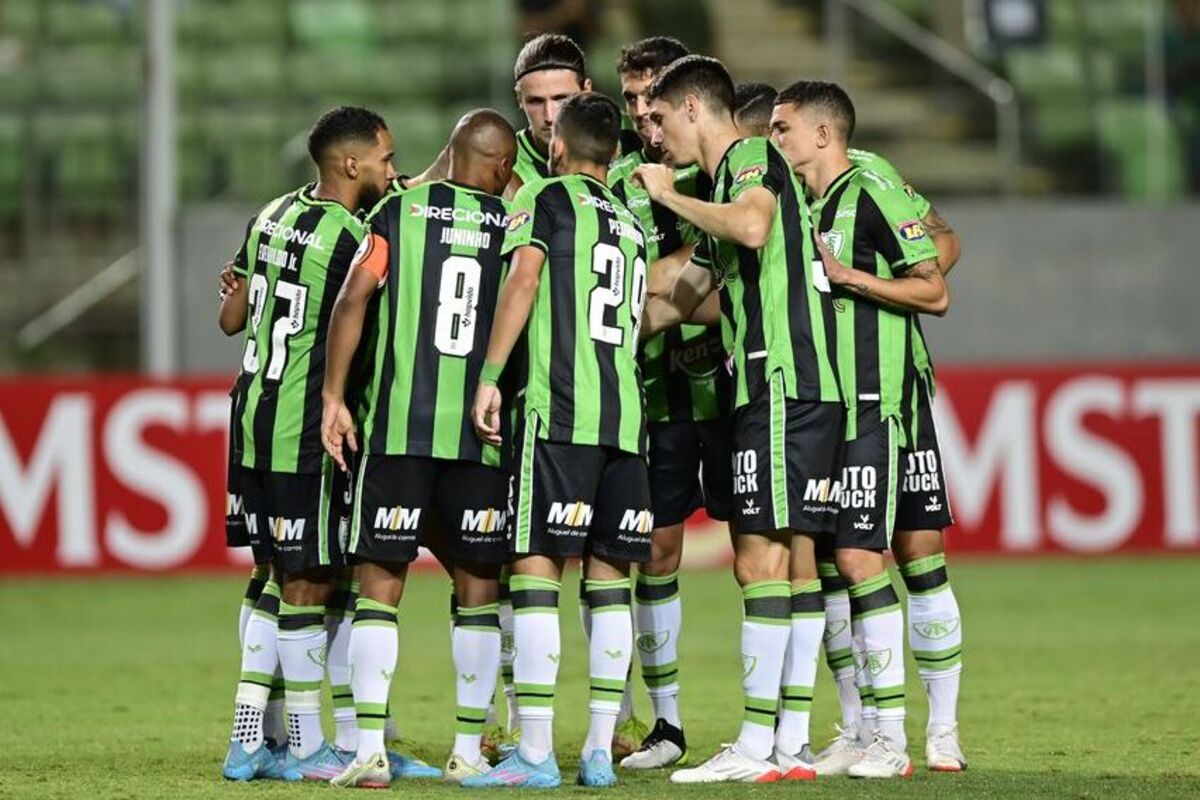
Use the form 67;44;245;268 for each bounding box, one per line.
217;32;966;789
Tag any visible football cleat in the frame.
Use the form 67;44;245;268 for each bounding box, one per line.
576;748;617;787
670;743;781;784
926;723;967;772
222;740;285;781
847;733;913;779
772;744;816;781
388;749;442;779
280;742;354;782
620;718;687;769
814;724;865;775
443;753;491;783
330;752;391;789
460;749;562;788
612;715;649;760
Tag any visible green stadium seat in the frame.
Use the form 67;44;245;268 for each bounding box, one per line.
1006;45;1093;151
203;48;285;101
179;0;286;45
202;109;291;200
40;46;140;105
0;61;35;107
0;0;39;40
45;0;130;43
0;115;22;220
291;0;376;52
380;107;447;172
33;112;123;216
1097;99;1185;199
371;1;448;41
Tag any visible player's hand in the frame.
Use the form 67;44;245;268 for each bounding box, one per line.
321;398;358;473
472;384;504;446
815;233;853;286
632;163;674;202
218;262;239;299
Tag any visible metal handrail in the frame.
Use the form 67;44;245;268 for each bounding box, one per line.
17;249;141;352
828;0;1021;195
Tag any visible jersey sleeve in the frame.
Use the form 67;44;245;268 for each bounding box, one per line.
850;149;933;220
861;179;939;274
230;216;256;276
727;138;790;201
502;181;553;256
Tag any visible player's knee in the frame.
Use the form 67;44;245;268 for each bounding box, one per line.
835;548;884;586
733;536;788;586
892;529;944;565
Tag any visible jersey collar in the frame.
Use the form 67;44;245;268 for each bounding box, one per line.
517;128;549;170
810;165;859;212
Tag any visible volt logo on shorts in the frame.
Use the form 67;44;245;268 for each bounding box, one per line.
838;466;877;510
732;449;759;495
269;517;305;542
547;501;593;528
462;508;507;533
618;509;654;533
903;449;942;493
374;506;422;531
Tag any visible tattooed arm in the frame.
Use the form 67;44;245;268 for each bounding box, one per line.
923;205;962;276
816;236;949;316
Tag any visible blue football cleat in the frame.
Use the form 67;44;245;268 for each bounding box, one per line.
388;749;443;779
222;740;285;781
460;749;561;788
279;742;353;782
577;748;617;787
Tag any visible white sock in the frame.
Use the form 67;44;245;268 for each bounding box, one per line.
349;598;399;761
819;564;860;731
851;619;877;741
278;602;328;759
635;571;683;727
511;575;561;764
230;579;280;751
452;603;502;762
776;580;823;756
736;581;791;760
900;554;963;730
325;579;357;751
582;578;633;758
498;574;520;734
265;672;286;747
850;573;907;751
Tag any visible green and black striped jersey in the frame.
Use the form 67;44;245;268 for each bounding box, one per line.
848;148;937;381
609;147;726;423
358;181;510;466
504;173;649;456
230;184;366;474
513;128;551;189
810;165;939;443
693;137;841;410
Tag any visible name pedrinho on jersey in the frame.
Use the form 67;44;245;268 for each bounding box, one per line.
512;128;551;189
693;137;841;409
230;185;366;474
811;166;938;443
504;174;649;456
359;181;510;466
609;147;725;423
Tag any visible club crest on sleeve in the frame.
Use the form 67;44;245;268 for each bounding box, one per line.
733;165;765;186
898;220;927;241
506;210;531;232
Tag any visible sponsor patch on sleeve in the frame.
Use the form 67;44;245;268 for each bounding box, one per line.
733;165;765;185
506;210;531;232
898;220;927;241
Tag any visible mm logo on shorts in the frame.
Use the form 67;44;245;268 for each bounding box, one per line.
462;508;507;533
374;506;422;531
271;517;305;542
226;492;243;516
618;509;654;534
547;501;593;528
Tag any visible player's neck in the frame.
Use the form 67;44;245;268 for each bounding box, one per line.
806;150;854;199
559;158;608;184
311;178;357;212
698;120;741;177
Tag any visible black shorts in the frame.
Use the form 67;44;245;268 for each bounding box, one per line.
240;460;350;572
350;455;510;566
510;415;652;563
895;376;954;532
730;371;845;535
226;461;251;549
647;419;734;528
834;405;901;551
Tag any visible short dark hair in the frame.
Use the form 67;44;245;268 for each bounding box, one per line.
513;33;587;82
307;105;386;163
776;80;856;141
616;36;689;77
733;82;777;132
555;92;621;165
646;54;735;116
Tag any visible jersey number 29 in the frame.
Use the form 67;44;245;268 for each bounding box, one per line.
589;242;647;348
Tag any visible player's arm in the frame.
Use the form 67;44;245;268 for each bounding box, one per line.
636;163;776;249
217;262;248;336
322;234;387;471
400;144;451;190
472;244;546;445
818;239;948;315
923;205;962;275
502;172;524;201
642;259;715;339
647;242;695;296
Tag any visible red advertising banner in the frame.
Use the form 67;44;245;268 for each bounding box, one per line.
1;365;1197;574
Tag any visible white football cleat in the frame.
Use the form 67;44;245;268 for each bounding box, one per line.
813;724;864;775
442;753;491;783
926;723;967;772
847;733;913;779
771;744;816;781
670;743;781;784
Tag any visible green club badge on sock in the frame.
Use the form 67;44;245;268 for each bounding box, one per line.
636;631;669;653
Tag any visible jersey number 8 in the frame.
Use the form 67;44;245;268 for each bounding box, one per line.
434;256;482;357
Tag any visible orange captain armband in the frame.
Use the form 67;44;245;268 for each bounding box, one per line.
353;233;390;282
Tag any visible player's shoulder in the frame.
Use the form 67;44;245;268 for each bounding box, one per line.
848;148;903;182
512;175;566;206
608;148;645;185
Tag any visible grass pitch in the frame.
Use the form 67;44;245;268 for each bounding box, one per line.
1;558;1197;799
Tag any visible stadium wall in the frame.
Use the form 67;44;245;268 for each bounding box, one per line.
2;364;1197;574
